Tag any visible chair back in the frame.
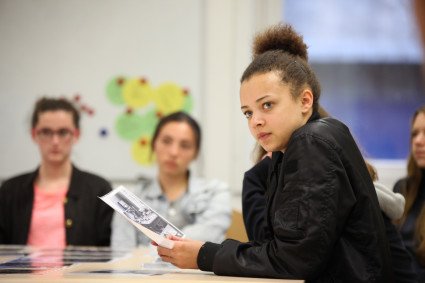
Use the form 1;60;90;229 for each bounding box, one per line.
226;209;248;242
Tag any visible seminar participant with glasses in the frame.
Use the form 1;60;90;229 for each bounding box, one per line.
0;97;113;247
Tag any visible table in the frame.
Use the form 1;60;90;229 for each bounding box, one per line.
0;245;303;283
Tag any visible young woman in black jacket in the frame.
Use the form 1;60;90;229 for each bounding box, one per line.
155;23;393;282
243;145;417;282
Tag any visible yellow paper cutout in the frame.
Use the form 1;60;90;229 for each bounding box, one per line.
131;136;155;165
106;75;193;167
154;82;185;116
122;78;154;109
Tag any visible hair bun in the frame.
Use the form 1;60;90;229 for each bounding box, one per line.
252;23;308;61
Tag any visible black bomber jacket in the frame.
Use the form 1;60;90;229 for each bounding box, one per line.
198;115;394;282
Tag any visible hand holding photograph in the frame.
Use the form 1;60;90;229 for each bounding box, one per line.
100;186;184;249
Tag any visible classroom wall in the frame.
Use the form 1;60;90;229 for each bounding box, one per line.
0;0;283;193
0;0;205;181
0;0;406;202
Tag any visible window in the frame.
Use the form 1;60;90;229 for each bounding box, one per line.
284;0;425;159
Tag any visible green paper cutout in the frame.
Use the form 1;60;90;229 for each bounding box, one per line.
106;75;194;167
115;112;145;141
182;94;193;113
106;76;126;105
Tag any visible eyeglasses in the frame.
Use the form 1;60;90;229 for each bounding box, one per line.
36;128;75;141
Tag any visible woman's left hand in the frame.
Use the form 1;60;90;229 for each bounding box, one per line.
155;235;204;269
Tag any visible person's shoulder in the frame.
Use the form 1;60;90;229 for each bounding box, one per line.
245;156;271;176
0;171;36;200
72;166;112;190
1;171;35;189
291;117;343;147
294;117;356;151
302;117;348;136
74;167;108;182
190;177;229;193
137;176;156;195
393;177;408;193
138;175;154;188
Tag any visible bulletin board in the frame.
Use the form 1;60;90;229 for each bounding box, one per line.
0;0;203;181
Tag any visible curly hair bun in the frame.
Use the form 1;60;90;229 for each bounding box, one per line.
252;23;308;61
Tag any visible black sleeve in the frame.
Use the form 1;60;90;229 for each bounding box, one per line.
382;214;418;282
197;242;221;271
242;157;272;242
0;182;6;244
0;175;34;245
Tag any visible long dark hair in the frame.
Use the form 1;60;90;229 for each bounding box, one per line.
241;23;321;113
397;105;425;264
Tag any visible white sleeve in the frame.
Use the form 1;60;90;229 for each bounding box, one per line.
374;182;405;220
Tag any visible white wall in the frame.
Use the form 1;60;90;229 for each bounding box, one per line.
0;0;204;180
0;0;407;209
369;159;407;190
201;0;283;203
0;0;283;195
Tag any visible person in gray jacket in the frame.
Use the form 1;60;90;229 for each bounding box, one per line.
111;111;231;249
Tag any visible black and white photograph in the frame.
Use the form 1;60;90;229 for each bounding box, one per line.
100;186;184;246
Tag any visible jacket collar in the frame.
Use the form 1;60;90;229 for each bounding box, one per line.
271;151;284;174
22;167;40;190
143;178;163;199
144;171;192;199
308;109;321;122
66;165;81;199
29;164;81;198
269;110;319;163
